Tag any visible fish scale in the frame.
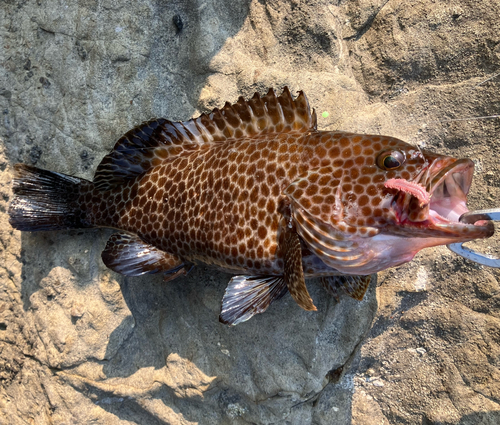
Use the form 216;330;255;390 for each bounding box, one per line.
84;130;413;272
9;87;494;325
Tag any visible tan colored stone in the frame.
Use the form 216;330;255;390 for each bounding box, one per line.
1;0;499;424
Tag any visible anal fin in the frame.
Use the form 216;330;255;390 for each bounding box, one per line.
102;232;187;278
219;276;287;326
282;224;317;311
321;275;372;301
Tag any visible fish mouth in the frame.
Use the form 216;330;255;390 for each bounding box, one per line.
390;158;494;240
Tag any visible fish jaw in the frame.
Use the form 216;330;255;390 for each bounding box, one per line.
327;233;452;275
385;158;494;243
295;156;494;276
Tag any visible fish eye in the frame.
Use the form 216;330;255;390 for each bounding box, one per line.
376;150;405;170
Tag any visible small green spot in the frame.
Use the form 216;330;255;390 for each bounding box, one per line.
322;111;329;118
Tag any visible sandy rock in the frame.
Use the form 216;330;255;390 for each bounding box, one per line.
1;0;499;424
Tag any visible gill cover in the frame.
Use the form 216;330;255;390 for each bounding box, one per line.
284;168;378;271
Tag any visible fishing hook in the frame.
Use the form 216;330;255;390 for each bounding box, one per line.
448;208;500;267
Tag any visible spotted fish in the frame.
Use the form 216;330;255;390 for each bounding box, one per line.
9;88;494;325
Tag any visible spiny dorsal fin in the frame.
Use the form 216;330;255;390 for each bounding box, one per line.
93;118;204;191
212;87;317;138
94;87;317;191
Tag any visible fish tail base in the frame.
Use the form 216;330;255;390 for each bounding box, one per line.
9;164;92;231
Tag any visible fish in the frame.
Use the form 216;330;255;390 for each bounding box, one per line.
8;87;494;325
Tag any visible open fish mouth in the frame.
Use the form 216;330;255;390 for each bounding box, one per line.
391;158;494;239
427;158;474;224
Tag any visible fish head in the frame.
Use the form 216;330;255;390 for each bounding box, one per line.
285;133;494;274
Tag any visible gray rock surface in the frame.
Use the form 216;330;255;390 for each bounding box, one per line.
0;0;499;424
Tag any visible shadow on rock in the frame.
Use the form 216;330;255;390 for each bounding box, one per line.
457;411;500;425
10;1;379;422
92;268;378;424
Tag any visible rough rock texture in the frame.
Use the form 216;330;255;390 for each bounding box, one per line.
0;0;499;424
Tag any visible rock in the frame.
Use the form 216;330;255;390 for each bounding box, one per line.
1;0;500;424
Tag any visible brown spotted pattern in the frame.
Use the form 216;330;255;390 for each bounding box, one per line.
9;88;496;325
94;87;316;191
74;88;492;279
81;129;426;276
284;133;430;231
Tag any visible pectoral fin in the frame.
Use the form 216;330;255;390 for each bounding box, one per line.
282;225;317;311
102;232;187;278
321;275;372;301
219;275;287;326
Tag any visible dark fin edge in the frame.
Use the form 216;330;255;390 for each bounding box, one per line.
101;232;186;277
9;164;91;231
321;275;372;301
93;87;316;191
219;275;288;326
93;118;200;191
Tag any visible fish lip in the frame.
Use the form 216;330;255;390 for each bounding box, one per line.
393;158;494;239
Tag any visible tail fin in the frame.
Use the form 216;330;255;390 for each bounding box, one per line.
9;164;92;231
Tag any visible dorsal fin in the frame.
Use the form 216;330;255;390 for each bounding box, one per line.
94;87;317;191
213;87;318;138
93;118;204;191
